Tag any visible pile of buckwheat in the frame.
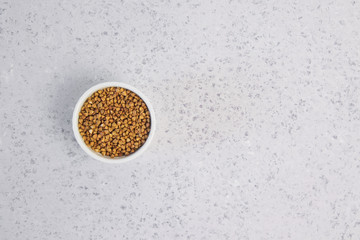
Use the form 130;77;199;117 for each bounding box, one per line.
78;87;151;158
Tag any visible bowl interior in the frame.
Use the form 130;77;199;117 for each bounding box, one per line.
72;82;155;163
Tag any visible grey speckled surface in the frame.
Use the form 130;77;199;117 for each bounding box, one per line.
1;0;360;239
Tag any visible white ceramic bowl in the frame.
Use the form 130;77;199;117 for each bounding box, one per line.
72;82;156;163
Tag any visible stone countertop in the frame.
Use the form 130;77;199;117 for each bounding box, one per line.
1;0;360;239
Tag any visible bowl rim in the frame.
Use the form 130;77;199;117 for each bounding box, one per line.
72;82;156;164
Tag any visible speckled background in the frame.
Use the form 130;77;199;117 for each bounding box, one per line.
1;0;360;239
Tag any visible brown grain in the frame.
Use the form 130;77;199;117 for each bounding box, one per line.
78;87;151;158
